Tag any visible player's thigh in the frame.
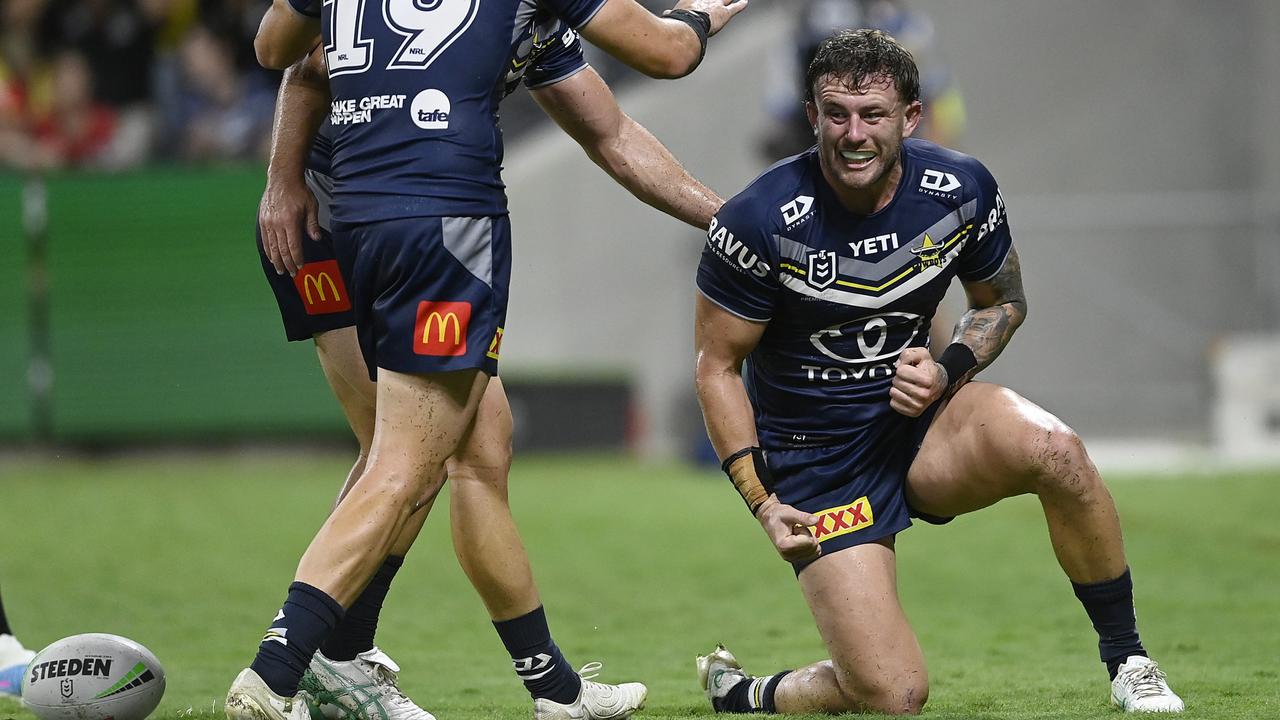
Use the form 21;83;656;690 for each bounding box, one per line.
905;382;1070;517
314;326;377;452
369;367;490;478
799;538;927;702
449;376;513;475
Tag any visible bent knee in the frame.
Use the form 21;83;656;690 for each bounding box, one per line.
1022;421;1103;498
834;672;928;715
356;465;445;509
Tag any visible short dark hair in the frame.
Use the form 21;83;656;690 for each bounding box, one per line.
804;29;920;105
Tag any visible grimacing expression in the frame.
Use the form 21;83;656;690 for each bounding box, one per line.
807;73;921;203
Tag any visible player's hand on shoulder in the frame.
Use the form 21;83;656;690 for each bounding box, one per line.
890;346;946;417
755;496;821;563
673;0;747;37
259;176;321;277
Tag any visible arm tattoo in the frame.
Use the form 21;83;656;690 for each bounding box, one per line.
952;246;1028;375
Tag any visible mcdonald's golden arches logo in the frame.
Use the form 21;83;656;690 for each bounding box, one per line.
414;301;471;356
293;260;352;315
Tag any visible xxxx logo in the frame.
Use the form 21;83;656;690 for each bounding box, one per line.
809;497;874;542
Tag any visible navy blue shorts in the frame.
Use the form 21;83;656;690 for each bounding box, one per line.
765;403;946;574
333;214;511;380
258;227;358;342
258;171;355;342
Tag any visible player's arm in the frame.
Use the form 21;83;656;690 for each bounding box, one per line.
695;295;819;563
261;46;328;277
255;0;321;70
952;245;1028;375
578;0;746;79
531;67;721;230
889;246;1027;416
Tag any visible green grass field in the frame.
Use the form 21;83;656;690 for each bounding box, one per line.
0;454;1277;720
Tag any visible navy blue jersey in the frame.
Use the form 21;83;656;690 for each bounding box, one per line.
292;0;602;222
304;2;589;182
697;138;1012;447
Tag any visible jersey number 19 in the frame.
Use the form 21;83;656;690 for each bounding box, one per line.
323;0;481;76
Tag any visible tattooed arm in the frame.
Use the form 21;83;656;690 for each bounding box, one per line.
952;245;1028;376
889;246;1027;417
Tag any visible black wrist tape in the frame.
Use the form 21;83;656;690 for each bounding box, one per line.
937;342;978;391
663;9;710;69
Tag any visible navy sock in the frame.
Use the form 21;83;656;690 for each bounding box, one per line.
714;671;790;714
492;606;582;704
320;555;403;661
1072;567;1146;679
0;585;12;636
250;582;345;697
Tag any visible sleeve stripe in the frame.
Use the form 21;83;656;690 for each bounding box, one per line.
525;62;589;90
696;287;772;324
964;242;1013;283
571;0;608;29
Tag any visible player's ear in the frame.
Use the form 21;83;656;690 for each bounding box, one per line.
805;101;818;135
902;99;923;138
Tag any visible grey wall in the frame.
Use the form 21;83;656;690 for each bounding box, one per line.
501;0;1279;455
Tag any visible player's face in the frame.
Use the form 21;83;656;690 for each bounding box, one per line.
807;73;922;213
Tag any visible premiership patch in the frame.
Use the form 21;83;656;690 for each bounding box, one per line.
809;496;874;542
414;301;470;356
294;260;351;315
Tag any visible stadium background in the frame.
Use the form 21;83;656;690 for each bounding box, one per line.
1;1;1279;719
0;0;1277;461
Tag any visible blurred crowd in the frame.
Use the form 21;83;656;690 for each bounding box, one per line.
0;0;961;172
0;0;279;171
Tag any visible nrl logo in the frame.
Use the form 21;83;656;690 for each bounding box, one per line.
806;250;838;290
909;234;945;270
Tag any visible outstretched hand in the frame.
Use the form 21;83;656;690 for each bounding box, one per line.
674;0;747;36
756;496;821;564
259;176;321;277
890;347;946;417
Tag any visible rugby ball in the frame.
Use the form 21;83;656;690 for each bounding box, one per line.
22;634;165;720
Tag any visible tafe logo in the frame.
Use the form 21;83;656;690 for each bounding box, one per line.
780;195;814;226
920;169;960;193
411;89;450;130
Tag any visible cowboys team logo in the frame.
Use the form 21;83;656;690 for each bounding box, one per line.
909;234;945;270
805;250;838;290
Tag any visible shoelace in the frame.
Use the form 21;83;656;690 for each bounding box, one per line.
1122;662;1169;698
576;662;604;682
359;658;412;703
